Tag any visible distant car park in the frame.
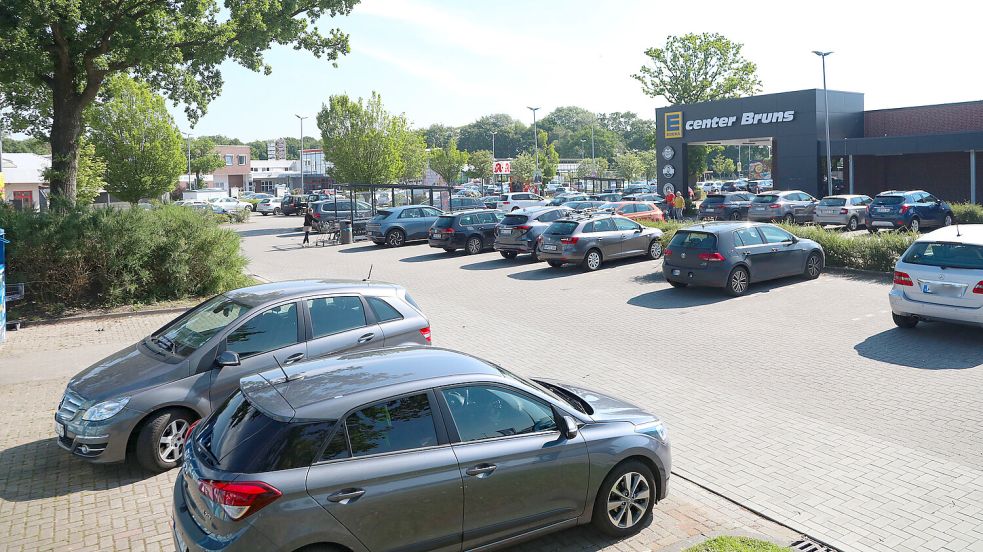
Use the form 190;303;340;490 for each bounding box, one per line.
747;191;818;224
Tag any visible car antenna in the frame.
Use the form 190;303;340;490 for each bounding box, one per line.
955;223;961;237
364;264;373;281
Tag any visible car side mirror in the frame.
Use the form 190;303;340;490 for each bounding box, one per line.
560;415;579;439
215;351;240;368
634;228;643;233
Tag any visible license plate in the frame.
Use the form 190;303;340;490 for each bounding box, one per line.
672;269;681;276
876;207;890;213
174;524;188;552
55;421;65;438
821;209;835;215
705;207;716;212
753;206;765;210
542;244;558;251
921;282;964;297
873;221;893;227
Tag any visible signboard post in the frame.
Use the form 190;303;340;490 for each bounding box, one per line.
493;161;511;193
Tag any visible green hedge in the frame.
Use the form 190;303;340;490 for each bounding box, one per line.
952;202;983;224
642;220;916;273
0;204;250;314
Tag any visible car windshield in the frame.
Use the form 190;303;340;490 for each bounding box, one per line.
902;242;983;270
819;198;847;206
545;221;579;235
873;195;905;205
753;195;779;204
152;296;250;357
599;202;621;211
702;195;725;204
434;216;455;229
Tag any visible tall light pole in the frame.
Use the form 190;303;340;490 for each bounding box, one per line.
580;139;587;159
813;50;834;196
590;115;596;176
182;132;193;191
295;114;308;192
490;130;497;160
490;130;498;192
527;106;540;184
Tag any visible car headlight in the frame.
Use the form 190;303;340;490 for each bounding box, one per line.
82;397;130;421
634;419;668;442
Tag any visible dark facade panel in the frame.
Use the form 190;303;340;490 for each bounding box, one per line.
854;152;973;202
865;101;983;137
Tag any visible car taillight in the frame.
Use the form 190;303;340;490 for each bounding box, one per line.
198;480;281;521
974;281;983;294
840;208;849;214
900;205;911;214
515;225;532;232
664;248;673;257
893;271;913;286
185;419;201;439
312;212;320;219
769;204;781;209
443;227;455;233
502;201;510;205
698;252;726;262
419;326;432;343
560;237;579;245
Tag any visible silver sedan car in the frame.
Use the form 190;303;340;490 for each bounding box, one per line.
813;195;873;231
748;190;818;224
537;212;664;271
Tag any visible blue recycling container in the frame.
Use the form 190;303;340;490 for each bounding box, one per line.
0;228;6;344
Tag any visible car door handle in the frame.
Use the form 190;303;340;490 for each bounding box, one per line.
284;352;305;365
465;463;498;477
357;333;375;344
771;248;780;252
326;488;365;504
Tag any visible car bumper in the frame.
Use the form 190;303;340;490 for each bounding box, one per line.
537;246;583;263
868;218;907;229
54;408;142;464
663;262;730;287
747;211;780;221
889;288;983;327
494;238;536;253
172;475;277;552
428;236;463;249
813;214;851;225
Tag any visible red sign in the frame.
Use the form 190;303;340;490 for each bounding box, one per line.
493;161;511;175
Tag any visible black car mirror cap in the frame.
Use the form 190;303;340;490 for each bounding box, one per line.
634;228;643;233
216;351;241;367
561;415;579;439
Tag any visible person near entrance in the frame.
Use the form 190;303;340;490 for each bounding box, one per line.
673;194;685;220
665;191;676;219
302;208;315;246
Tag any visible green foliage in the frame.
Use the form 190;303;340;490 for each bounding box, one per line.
467;150;494;181
74;140;107;205
952;202;983;223
87;77;184;203
537;137;560;182
576;157;609;179
598;112;657;151
0;204;250;313
634;33;761;104
615;151;645;181
511;152;536;184
424;124;457;149
318;92;407;184
639;150;659;181
711;154;736;177
456;114;530;156
1;136;50;154
428;139;468;186
683;536;790;552
189;137;225;187
689;145;723;180
400;130;428;183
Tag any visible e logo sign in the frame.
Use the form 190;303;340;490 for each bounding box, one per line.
664;112;683;139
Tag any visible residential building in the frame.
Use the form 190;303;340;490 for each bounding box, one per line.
1;153;50;210
212;145;250;192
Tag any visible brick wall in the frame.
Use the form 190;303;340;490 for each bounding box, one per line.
865;101;983;137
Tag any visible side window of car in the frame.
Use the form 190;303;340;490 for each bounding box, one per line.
759;226;794;244
593;218;617;232
399;208;421;219
613;217;640;231
582;222;595;233
923;194;939;204
226;303;299;358
366;297;403;323
734;228;764;246
442;385;557;442
345;394;439;456
422;207;442;217
318;425;351;462
307;296;367;338
536;210;558;223
460;215;475;226
532;195;544;201
476;212;496;224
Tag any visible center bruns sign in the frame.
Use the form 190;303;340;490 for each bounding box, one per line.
684;110;795;131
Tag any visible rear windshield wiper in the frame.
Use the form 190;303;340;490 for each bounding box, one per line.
194;434;219;468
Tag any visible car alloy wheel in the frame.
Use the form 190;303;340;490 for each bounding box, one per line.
727;267;749;296
273;207;281;215
805;252;823;279
944;214;953;226
158;419;189;464
648;240;663;260
606;472;651;530
584;250;602;271
730;211;741;220
909;217;920;232
466;237;482;255
783;213;795;224
387;229;405;247
847;217;858;231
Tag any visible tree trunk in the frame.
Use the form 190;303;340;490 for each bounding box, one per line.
49;87;84;205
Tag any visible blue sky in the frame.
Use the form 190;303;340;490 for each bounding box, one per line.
169;0;983;142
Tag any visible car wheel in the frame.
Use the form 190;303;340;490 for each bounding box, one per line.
135;409;196;473
647;240;663;260
892;312;918;329
500;250;518;260
386;229;406;247
260;212;268;216
273;207;281;215
782;213;795;224
465;236;483;255
443;248;456;253
511;206;520;212
909;217;921;233
547;260;564;268
591;460;656;537
725;266;750;296
668;280;688;288
729;211;741;221
250;204;256;212
867;226;878;234
582;249;602;271
804;251;823;279
530;249;540;262
943;213;954;227
847;216;859;231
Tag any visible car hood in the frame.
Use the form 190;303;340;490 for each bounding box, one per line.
536;379;657;425
68;342;190;404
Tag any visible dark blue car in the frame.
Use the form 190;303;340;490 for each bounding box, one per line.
866;190;954;233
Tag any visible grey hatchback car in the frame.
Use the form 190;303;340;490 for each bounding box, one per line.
538;213;664;271
173;347;670;552
494;206;571;260
747;190;818;223
663;222;825;295
55;280;431;472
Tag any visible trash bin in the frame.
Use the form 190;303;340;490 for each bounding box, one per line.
0;228;7;344
340;220;353;244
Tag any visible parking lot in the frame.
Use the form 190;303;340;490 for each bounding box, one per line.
3;213;983;552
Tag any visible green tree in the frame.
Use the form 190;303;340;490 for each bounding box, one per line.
247;140;268;161
511;152;536;184
538;106;596;154
0;0;357;204
400;130;428;183
2;136;50;155
557;126;623;162
44;138;105;205
87;77;184;203
576;157;608;179
633;33;761;104
424;124;457;149
689;145;722;181
467;150;494;182
639;150;659;181
711;154;736;177
599;112;657;151
189;137;225;188
615;151;645;182
537;139;560;183
428;139;468;186
457;114;529;156
317;92;407;184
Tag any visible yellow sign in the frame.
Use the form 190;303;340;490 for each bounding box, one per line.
664;111;683;139
0;172;5;200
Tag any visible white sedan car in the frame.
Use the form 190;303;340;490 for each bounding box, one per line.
497;192;547;211
210;196;251;213
889;225;983;328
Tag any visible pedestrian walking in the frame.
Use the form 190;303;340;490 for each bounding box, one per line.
302;208;314;246
665;191;676;219
673;193;685;220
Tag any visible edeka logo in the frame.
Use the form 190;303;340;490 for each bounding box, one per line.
664;111;683;139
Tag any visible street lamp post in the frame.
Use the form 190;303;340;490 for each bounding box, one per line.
527;106;540;184
183;132;192;191
491;130;497;192
295;114;308;193
813;50;834;196
590;116;596;176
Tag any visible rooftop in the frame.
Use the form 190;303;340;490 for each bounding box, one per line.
224;279;399;306
0;153;50;184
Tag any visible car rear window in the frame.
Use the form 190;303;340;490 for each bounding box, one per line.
902;242;983;270
372;210;392;222
753;195;779;204
197;391;335;473
702;195;725;204
669;231;717;250
434;216;455;229
501;214;528;226
819;198;847;206
545;221;579;235
873;195;905;205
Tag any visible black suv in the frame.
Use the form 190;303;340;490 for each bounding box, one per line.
699;193;753;220
428;209;504;254
280;195;307;216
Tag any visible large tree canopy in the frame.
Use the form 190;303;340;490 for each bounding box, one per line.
0;0;358;203
317;92;408;185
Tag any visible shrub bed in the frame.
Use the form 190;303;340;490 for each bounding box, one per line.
0;204;250;315
952;202;983;224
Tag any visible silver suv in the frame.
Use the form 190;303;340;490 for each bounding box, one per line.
538;212;664;271
748;190;818;223
54;280;431;472
173;347;671;552
494;206;571;260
